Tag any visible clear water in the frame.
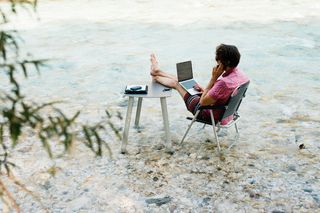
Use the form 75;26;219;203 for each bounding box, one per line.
1;0;320;135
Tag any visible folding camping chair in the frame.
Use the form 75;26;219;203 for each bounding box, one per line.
180;81;250;152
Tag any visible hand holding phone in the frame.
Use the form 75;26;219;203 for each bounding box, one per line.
212;62;224;79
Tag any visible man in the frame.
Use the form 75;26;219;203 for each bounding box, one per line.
150;44;249;124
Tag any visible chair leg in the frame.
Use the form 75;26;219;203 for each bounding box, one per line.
234;123;239;134
180;111;200;145
228;123;240;150
216;123;221;133
228;140;237;150
209;110;221;152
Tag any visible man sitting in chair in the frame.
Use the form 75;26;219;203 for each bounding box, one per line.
150;44;249;125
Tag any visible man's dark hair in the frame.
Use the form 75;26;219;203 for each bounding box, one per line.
215;44;241;68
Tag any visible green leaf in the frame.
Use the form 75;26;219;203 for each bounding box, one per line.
0;9;8;23
20;62;28;77
0;124;4;144
105;109;112;118
39;133;53;158
10;121;22;147
82;126;93;149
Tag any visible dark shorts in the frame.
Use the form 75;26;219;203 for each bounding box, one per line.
183;93;211;122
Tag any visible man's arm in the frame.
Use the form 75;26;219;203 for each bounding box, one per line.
199;79;216;106
199;64;224;106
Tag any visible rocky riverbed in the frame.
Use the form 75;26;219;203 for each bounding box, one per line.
5;102;320;212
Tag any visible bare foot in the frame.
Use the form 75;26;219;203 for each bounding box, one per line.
149;53;178;81
150;53;160;76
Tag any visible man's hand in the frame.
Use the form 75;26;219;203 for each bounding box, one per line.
211;63;224;80
193;83;204;92
203;62;225;92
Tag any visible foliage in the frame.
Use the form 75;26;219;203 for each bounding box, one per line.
0;1;121;211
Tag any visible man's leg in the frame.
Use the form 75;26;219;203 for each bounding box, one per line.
153;76;187;98
150;53;187;98
175;81;188;98
149;54;211;122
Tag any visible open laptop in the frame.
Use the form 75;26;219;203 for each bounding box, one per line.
176;61;201;95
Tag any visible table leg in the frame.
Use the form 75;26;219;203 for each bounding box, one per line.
121;97;134;154
160;97;171;145
134;97;143;129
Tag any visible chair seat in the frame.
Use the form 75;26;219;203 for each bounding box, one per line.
186;113;240;126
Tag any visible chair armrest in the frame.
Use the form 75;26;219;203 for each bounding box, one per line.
199;105;227;110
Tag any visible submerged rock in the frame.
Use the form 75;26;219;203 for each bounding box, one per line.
272;211;285;213
288;165;296;172
164;148;175;155
303;188;313;193
202;197;211;206
145;196;172;206
155;143;165;150
311;194;320;206
249;179;256;184
42;180;51;190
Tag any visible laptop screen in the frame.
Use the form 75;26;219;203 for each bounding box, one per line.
176;61;193;82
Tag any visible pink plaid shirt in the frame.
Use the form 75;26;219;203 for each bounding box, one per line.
207;67;249;125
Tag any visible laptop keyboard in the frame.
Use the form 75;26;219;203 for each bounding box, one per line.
182;80;196;89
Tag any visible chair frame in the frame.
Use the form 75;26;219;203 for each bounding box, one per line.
180;81;250;152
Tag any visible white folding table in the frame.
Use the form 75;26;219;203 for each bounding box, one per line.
121;81;172;154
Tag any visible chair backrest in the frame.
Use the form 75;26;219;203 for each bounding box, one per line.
220;81;250;120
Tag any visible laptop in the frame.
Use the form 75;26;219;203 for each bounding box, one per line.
176;61;201;95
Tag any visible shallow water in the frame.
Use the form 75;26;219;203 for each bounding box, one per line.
14;1;320;131
1;0;320;212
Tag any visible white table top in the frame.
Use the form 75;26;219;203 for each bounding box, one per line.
124;80;172;98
